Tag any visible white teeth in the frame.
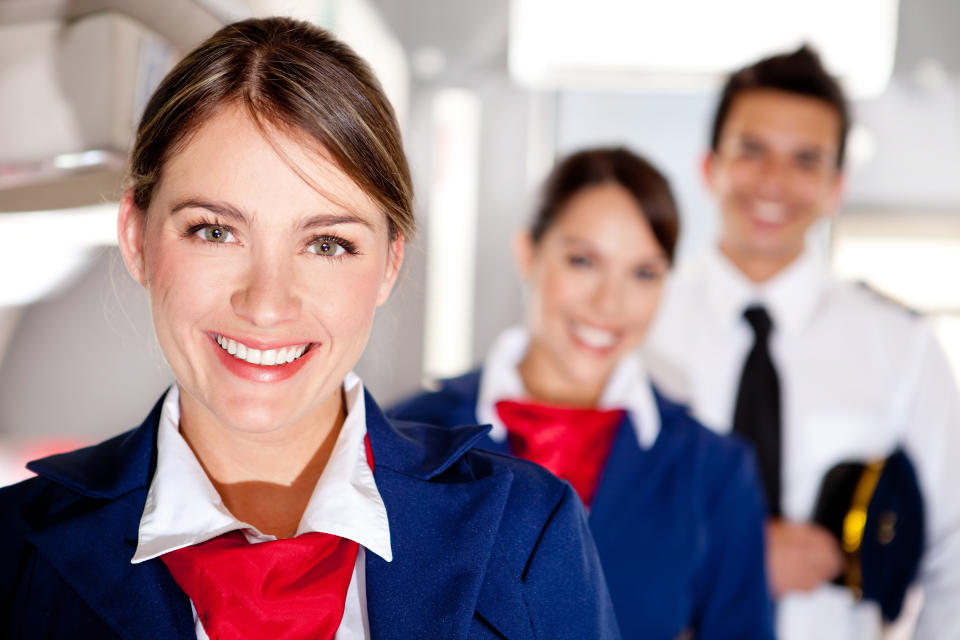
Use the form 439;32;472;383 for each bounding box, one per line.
753;201;787;223
572;323;617;349
214;335;310;366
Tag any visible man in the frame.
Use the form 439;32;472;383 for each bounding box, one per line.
645;46;960;638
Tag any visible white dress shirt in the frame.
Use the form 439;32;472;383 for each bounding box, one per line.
476;326;661;448
131;372;392;640
645;246;960;639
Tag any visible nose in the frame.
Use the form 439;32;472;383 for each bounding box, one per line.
591;271;623;318
756;156;788;199
230;252;302;327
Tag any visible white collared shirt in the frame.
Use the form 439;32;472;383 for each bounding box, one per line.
132;372;391;640
476;326;661;449
645;245;960;640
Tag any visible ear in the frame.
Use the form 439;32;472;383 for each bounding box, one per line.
700;151;717;193
117;188;149;288
512;229;535;280
821;170;847;218
376;232;406;306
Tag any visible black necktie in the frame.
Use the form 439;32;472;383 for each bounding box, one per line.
732;305;782;517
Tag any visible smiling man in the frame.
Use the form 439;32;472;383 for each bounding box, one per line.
646;46;960;638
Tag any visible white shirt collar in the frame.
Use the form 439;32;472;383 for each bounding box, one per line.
132;371;392;564
702;245;827;337
476;326;661;449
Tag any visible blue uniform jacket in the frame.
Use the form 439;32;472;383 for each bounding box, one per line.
389;370;775;640
0;390;620;639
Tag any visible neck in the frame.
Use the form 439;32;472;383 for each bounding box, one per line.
517;341;607;408
719;242;803;284
178;386;347;538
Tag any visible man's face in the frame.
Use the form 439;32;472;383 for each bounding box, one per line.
705;88;844;279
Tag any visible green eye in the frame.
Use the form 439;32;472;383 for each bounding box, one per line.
202;226;230;242
310;239;345;257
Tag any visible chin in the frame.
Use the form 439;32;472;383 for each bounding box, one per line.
207;398;291;434
561;352;618;391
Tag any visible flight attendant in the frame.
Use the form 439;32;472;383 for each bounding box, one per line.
0;18;618;639
390;147;774;639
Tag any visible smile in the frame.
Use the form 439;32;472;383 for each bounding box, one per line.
750;200;788;224
215;334;311;366
570;321;618;350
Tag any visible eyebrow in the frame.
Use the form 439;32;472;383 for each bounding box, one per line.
738;133;832;159
562;236;669;262
297;213;374;232
170;199;251;224
170;198;375;231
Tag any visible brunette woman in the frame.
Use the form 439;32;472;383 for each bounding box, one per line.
0;19;617;639
391;148;775;639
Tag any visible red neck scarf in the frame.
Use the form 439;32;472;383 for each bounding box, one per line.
496;400;625;507
161;436;376;640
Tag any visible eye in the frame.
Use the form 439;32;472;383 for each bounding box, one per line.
567;254;593;268
634;266;664;281
794;151;825;172
738;138;765;159
308;237;348;257
193;225;236;243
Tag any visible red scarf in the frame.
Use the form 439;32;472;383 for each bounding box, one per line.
161;436;376;640
496;400;625;506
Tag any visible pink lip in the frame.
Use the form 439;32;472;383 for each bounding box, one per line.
209;333;317;383
747;215;786;232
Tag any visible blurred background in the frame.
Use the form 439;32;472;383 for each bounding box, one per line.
1;0;959;484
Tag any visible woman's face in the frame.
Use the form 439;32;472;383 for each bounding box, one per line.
519;182;669;397
118;104;403;435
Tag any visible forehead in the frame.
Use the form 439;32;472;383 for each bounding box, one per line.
720;88;842;152
548;183;662;253
154;104;385;227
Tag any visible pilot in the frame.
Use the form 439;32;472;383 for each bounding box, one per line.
645;45;960;639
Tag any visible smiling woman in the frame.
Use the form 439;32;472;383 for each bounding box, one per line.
0;17;618;640
390;147;776;638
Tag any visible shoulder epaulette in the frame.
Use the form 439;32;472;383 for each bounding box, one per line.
854;281;920;317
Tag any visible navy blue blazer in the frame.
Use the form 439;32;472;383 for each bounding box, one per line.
389;370;775;640
0;391;620;639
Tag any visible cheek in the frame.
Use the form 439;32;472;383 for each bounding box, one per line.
798;177;835;209
538;266;586;313
141;239;211;335
626;282;665;331
716;161;751;195
305;262;387;334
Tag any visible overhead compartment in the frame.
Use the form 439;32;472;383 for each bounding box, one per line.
0;0;250;210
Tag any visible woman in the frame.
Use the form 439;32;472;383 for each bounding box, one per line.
0;19;618;639
390;148;775;639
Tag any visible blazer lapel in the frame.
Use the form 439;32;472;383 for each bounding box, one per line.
363;392;514;639
589;416;647;529
22;491;194;639
23;400;194;639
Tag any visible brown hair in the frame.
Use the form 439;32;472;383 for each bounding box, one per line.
129;17;414;239
710;45;850;169
531;147;679;262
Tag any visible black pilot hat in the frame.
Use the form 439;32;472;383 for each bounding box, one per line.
812;448;924;622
